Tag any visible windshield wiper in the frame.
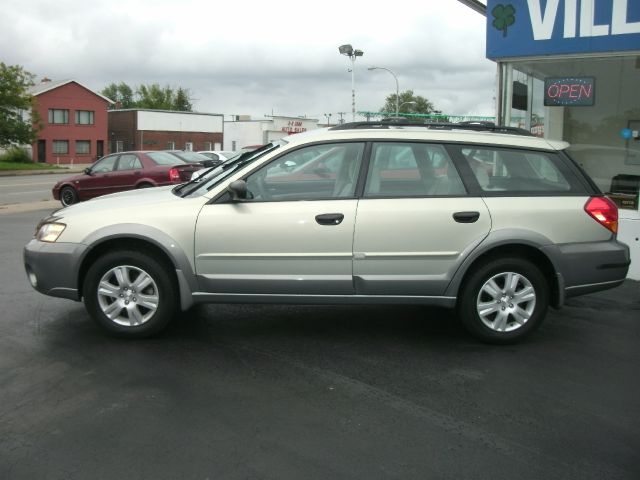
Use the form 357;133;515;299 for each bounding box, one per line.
177;143;281;198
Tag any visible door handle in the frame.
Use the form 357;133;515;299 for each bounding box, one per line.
315;213;344;226
453;211;480;223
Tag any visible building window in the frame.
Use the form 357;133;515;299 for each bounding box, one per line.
166;141;175;150
52;140;69;154
185;142;193;151
48;109;69;124
203;142;212;151
76;140;91;154
115;141;124;153
75;110;94;125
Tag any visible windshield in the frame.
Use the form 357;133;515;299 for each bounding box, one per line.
174;142;282;198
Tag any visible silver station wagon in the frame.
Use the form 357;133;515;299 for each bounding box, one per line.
24;122;630;343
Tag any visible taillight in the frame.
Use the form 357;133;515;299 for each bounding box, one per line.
169;168;180;182
584;196;618;234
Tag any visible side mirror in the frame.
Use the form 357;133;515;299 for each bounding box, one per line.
84;167;93;175
227;179;248;201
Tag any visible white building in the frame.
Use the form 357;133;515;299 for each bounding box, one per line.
224;116;319;151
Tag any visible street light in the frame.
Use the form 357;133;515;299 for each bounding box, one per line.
368;66;399;117
339;44;364;122
399;101;417;113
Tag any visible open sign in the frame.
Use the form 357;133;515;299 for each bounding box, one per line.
544;77;595;106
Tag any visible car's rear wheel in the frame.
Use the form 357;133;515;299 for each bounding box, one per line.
137;182;153;189
83;250;177;338
457;257;549;344
60;186;78;206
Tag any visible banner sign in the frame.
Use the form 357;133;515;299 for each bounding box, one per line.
487;0;640;59
544;76;595;106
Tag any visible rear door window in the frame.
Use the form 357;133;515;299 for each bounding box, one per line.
364;143;466;197
116;154;142;171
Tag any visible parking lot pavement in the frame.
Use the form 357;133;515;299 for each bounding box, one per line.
2;208;639;480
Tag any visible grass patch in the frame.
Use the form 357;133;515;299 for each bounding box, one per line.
0;162;66;171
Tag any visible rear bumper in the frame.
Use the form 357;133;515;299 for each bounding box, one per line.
23;239;87;301
542;239;630;299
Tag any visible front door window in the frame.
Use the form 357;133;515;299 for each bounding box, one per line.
244;142;365;201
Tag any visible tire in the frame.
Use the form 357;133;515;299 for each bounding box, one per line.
457;257;549;344
137;182;153;189
83;250;177;338
60;186;78;206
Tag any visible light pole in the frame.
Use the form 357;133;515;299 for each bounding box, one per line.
368;66;399;117
339;44;364;122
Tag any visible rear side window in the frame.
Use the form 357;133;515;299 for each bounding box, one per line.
364;142;466;197
458;146;582;194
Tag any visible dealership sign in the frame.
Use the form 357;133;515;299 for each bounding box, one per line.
487;0;640;58
544;77;595;105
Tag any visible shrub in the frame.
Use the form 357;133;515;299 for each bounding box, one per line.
0;147;32;163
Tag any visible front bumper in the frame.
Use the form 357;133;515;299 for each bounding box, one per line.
23;239;88;301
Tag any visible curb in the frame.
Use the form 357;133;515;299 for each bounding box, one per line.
0;168;87;177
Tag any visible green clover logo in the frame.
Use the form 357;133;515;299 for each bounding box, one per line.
492;3;516;38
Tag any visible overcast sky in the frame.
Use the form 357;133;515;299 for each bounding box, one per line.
1;0;496;121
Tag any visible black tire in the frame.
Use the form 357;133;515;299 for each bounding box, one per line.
137;182;153;189
457;257;549;344
60;186;78;206
83;250;177;338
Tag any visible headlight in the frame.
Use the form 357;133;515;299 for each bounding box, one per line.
36;223;66;242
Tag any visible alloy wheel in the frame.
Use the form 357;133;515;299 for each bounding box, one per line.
476;271;536;332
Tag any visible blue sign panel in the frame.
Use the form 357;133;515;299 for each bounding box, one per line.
487;0;640;59
543;77;595;106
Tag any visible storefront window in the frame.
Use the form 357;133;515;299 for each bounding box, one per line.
500;55;640;210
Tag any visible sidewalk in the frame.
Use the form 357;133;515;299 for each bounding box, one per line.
0;163;92;177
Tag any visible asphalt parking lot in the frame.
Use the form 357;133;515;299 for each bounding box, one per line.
1;208;639;480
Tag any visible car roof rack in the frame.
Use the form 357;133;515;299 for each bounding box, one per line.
329;120;534;136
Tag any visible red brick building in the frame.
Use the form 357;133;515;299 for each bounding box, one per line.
108;109;224;153
29;80;113;164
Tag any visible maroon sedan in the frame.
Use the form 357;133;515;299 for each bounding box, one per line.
52;151;203;206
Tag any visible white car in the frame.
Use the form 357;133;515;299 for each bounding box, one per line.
24;121;630;342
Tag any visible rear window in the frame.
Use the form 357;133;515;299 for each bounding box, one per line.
170;151;209;163
457;146;584;194
147;152;186;165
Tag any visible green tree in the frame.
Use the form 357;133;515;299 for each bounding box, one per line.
0;63;39;148
101;82;135;109
173;87;193;111
136;83;174;110
103;82;194;111
380;90;436;116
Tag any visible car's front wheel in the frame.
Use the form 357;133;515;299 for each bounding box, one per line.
83;250;177;338
457;257;549;344
60;186;78;206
